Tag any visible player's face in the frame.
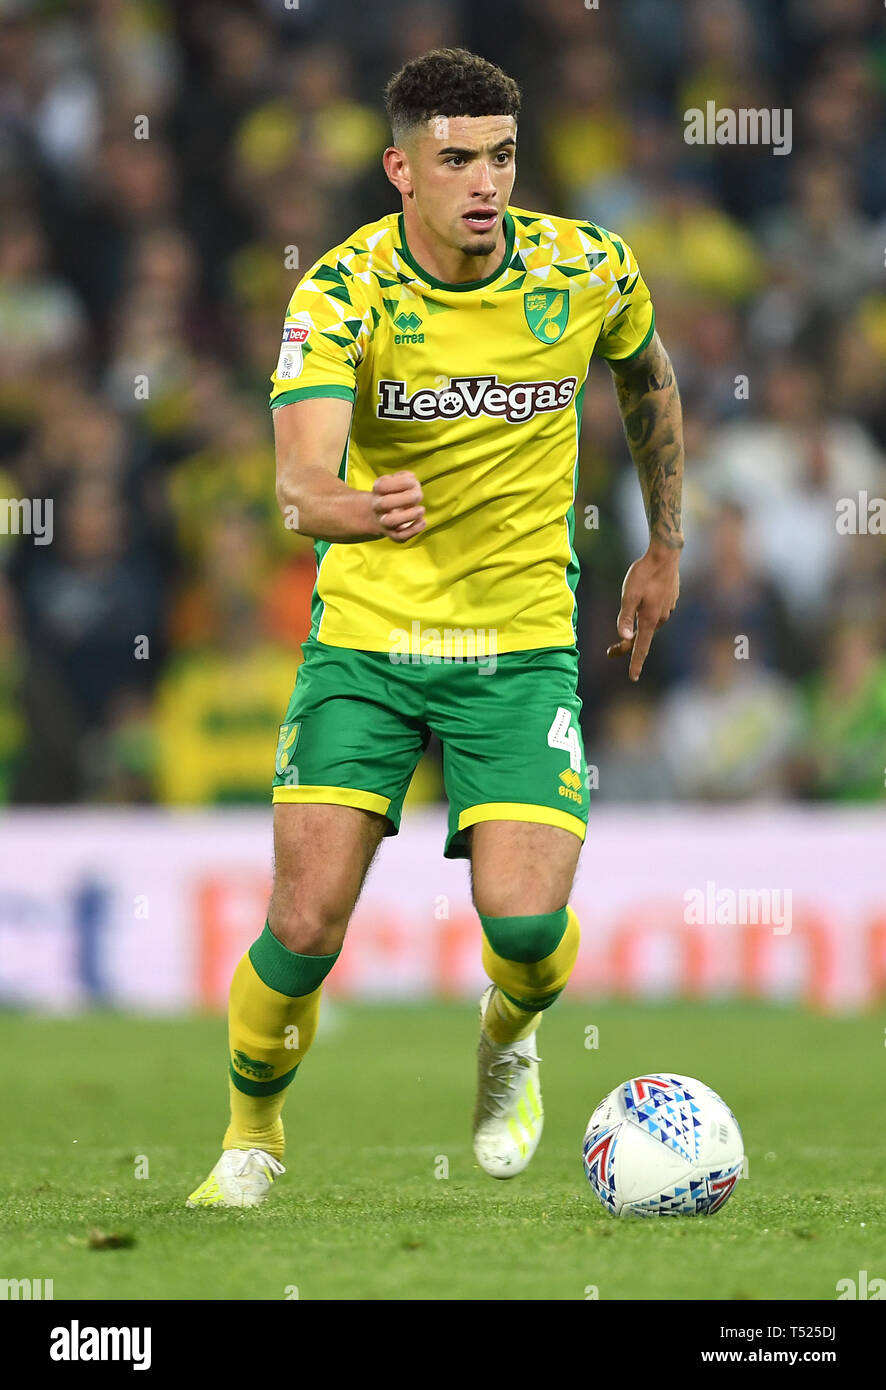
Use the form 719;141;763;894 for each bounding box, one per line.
405;115;517;258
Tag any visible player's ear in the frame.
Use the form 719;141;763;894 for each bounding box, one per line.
383;145;413;197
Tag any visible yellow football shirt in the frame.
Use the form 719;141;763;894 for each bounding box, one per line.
270;205;654;658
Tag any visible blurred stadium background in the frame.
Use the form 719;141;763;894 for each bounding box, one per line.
1;0;885;1014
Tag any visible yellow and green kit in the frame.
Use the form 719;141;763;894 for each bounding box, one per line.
269;204;655;855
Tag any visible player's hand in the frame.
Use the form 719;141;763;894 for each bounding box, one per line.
371;471;426;543
607;542;681;682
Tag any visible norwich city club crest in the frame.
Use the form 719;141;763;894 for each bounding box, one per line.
275;722;300;777
524;289;569;344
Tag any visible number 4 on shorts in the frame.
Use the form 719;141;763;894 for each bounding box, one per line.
547;706;581;773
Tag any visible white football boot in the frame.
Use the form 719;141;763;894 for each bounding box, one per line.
186;1148;285;1208
473;985;544;1178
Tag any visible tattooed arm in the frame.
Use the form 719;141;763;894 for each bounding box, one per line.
611;332;684;551
605;332;684;681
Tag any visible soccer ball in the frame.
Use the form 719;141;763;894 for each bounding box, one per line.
582;1073;744;1217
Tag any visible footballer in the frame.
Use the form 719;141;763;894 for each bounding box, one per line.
188;48;683;1208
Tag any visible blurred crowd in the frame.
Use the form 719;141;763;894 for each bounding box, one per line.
1;0;884;807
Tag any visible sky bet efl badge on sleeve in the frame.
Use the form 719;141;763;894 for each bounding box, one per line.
276;322;310;380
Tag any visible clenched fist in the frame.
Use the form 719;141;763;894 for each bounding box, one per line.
371;471;426;543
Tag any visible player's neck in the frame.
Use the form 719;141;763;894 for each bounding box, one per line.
400;205;508;286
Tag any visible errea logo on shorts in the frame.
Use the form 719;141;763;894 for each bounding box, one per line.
376;375;578;424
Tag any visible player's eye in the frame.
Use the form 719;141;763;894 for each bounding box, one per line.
495;151;512;163
444;155;466;167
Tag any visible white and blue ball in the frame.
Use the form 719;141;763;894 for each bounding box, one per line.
583;1073;744;1217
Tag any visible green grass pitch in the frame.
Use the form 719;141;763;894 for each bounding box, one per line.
1;1001;884;1301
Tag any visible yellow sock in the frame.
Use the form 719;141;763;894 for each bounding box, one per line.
224;923;339;1159
481;905;581;1045
224;1076;289;1160
484;987;541;1044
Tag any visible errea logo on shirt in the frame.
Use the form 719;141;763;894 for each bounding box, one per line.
376;375;578;424
393;310;424;344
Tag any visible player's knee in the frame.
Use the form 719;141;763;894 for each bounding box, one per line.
481;906;580;1007
481;906;569;964
267;895;347;956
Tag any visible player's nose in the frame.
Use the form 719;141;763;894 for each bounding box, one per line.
471;163;497;198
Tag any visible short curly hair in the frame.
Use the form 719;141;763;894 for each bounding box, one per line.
384;48;521;143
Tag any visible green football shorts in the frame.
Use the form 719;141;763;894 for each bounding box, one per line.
271;638;589;859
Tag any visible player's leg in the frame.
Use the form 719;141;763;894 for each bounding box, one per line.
468;820;582;1177
224;801;387;1156
432;645;588;1177
470;817;581;1042
187;803;386;1209
188;638;428;1207
438;644;587;1042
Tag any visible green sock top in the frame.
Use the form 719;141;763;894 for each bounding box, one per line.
249;922;341;997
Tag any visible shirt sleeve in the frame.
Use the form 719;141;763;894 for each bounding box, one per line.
592;230;656;363
269;251;375;409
